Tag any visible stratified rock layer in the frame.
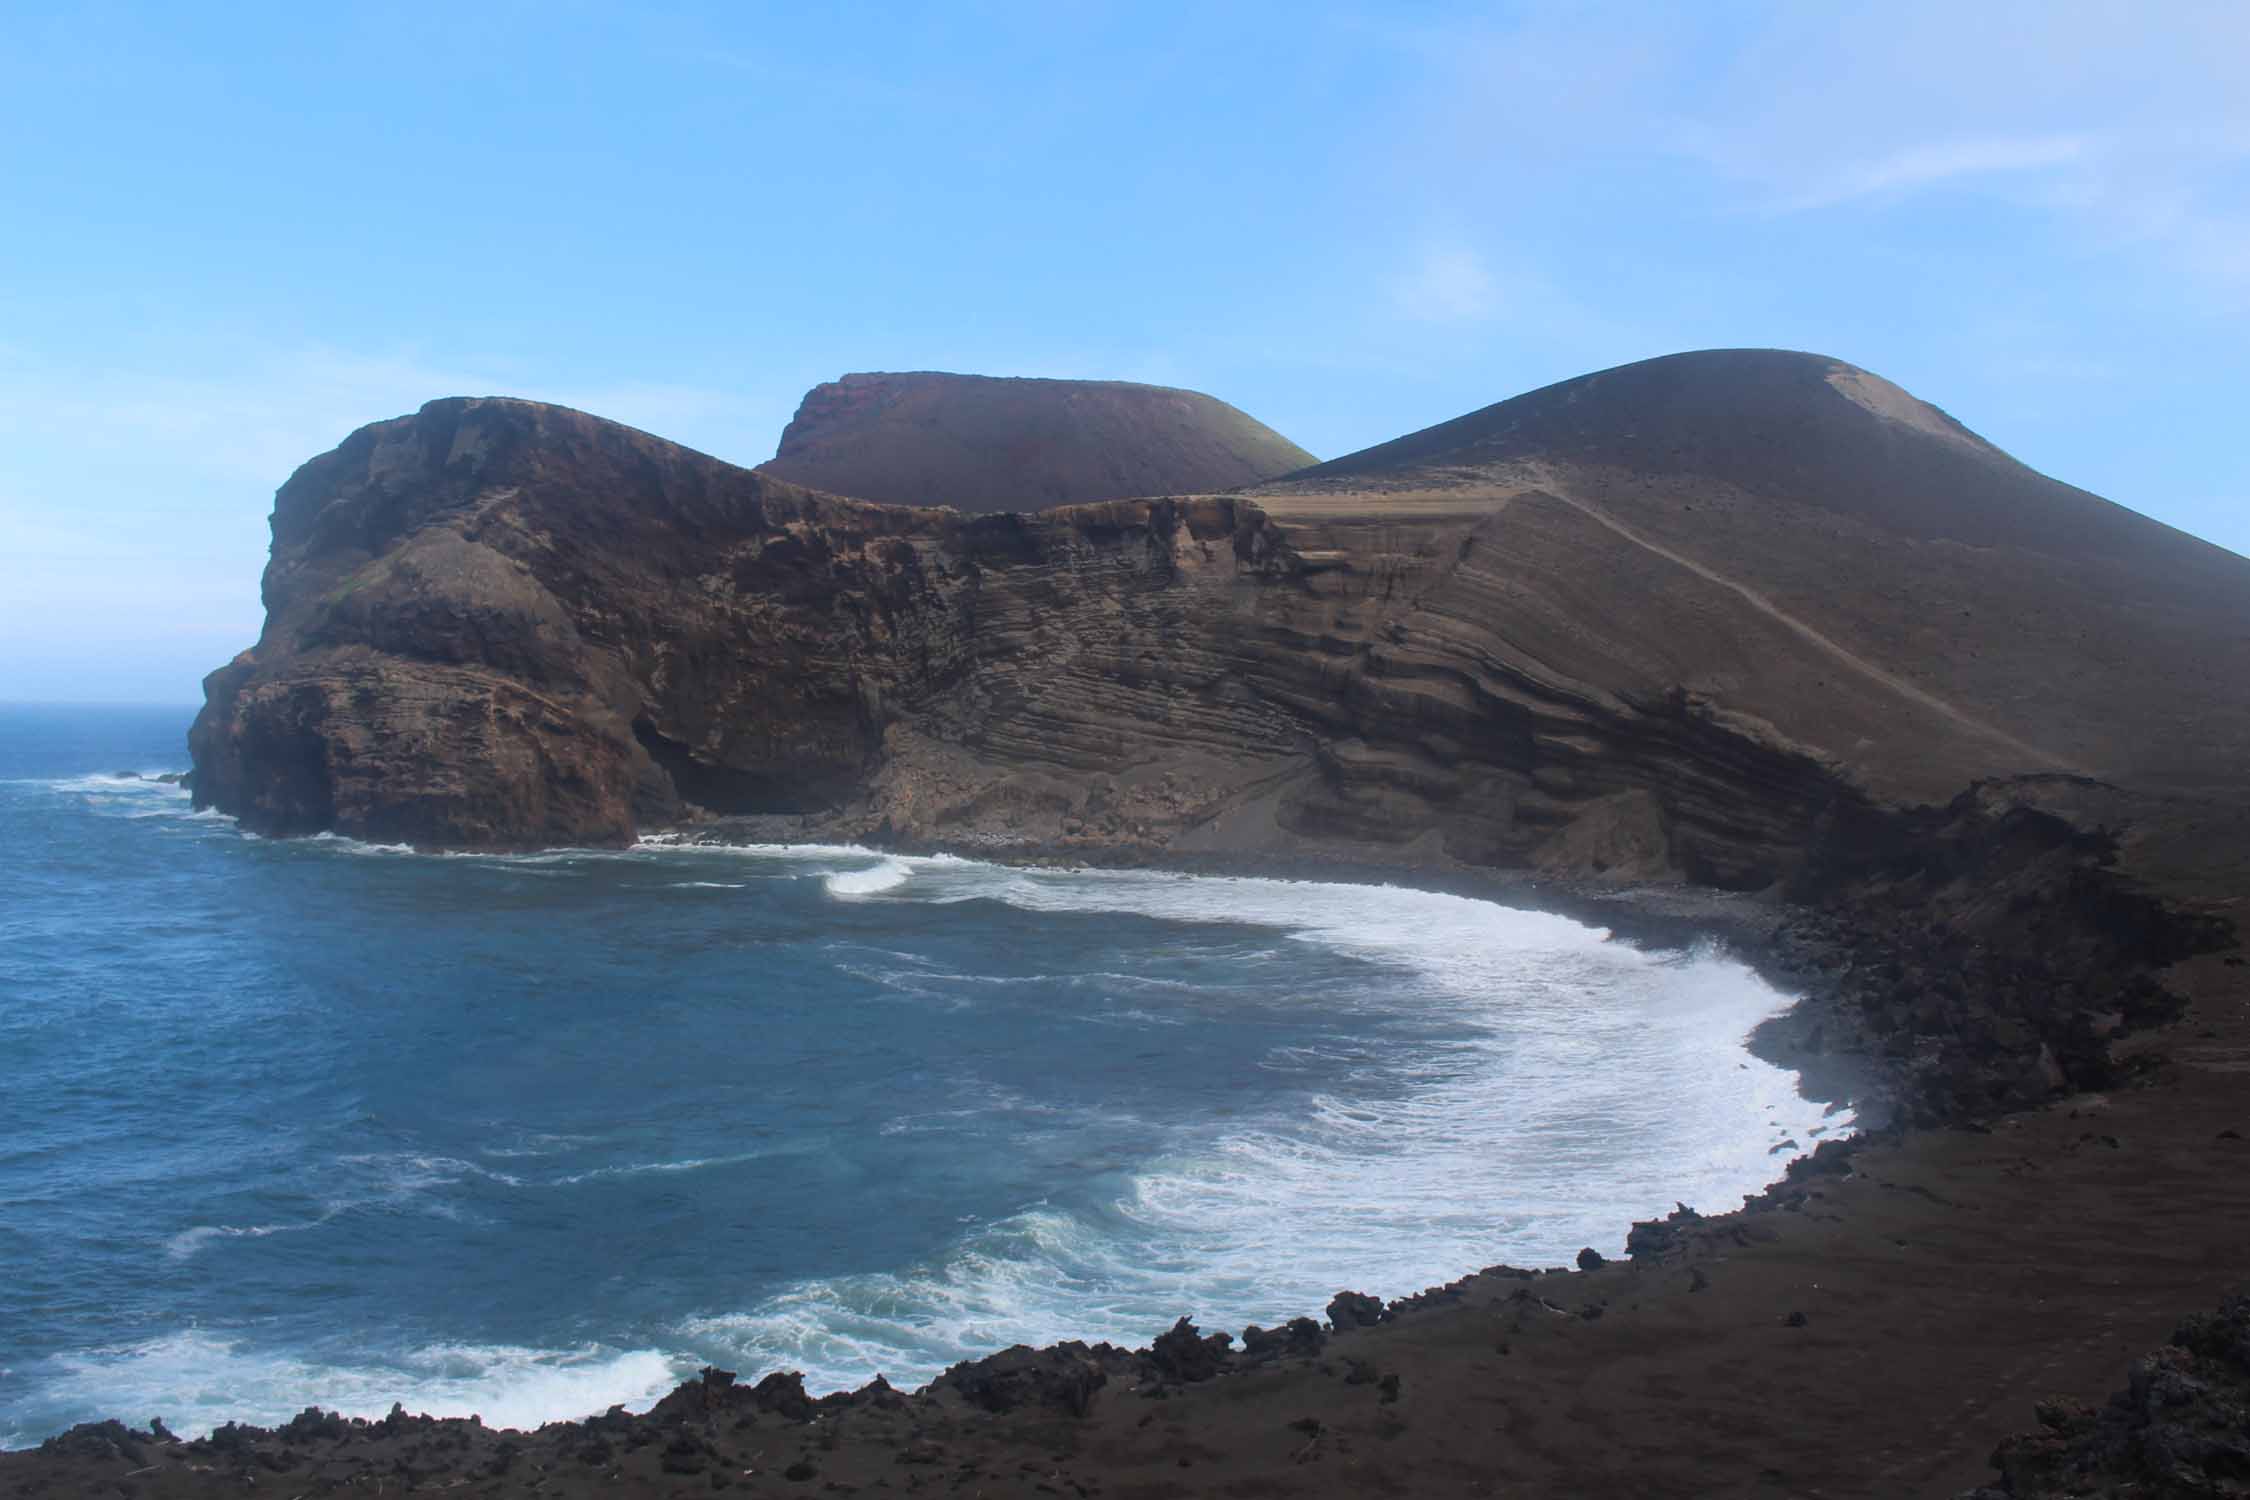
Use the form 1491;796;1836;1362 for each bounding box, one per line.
759;371;1315;512
192;350;2250;890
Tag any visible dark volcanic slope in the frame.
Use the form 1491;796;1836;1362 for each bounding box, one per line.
1298;348;2175;557
1259;348;2250;797
191;351;2250;877
758;371;1314;511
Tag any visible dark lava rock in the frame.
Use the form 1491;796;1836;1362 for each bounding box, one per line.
751;1371;816;1422
1627;1203;1705;1260
1780;790;2234;1129
659;1432;708;1475
1148;1318;1233;1384
650;1366;816;1426
1384;1275;1480;1319
1576;1247;1608;1271
1479;1264;1540;1281
276;1406;353;1444
1789;1137;1860;1179
201;1420;256;1455
1327;1291;1389;1330
933;1341;1116;1416
648;1365;744;1425
38;1420;151;1466
1241;1317;1327;1363
840;1372;910;1412
1963;1288;2250;1496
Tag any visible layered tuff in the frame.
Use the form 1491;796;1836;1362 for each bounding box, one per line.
192;351;2250;888
190;397;1870;884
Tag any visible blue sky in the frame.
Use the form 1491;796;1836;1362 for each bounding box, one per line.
3;1;2244;702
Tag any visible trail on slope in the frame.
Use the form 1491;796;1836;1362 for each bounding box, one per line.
1527;479;2071;772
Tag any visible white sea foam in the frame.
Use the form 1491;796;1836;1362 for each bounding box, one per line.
477;1132;599;1160
683;1002;1834;1397
165;1220;328;1261
876;1080;1146;1140
40;830;1848;1425
636;839;890;862
167;1154;537;1260
549;1151;783;1186
336;1153;527;1193
33;772;191;795
645;846;1847;1395
823;858;914;898
310;832;420;856
10;1331;683;1443
646;842;1621;974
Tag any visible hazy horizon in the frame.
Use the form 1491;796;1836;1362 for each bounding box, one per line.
5;2;2245;702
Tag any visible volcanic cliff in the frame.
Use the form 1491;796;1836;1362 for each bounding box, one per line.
189;349;2250;885
758;371;1315;511
59;347;2250;1497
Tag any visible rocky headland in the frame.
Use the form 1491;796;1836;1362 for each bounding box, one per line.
13;352;2248;1496
184;351;2250;868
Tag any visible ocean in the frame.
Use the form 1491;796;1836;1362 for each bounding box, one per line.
0;702;1844;1447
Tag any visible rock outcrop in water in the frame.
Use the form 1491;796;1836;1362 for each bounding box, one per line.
190;349;2250;885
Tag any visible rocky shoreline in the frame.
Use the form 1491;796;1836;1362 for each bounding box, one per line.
685;769;2232;1133
42;350;2250;1493
9;777;2241;1497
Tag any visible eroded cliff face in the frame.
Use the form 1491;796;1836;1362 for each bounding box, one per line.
189;397;1273;849
191;352;2250;891
188;398;1860;883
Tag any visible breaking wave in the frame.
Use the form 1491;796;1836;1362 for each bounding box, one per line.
6;1332;681;1446
638;842;1842;1395
5;726;1850;1444
823;858;914;898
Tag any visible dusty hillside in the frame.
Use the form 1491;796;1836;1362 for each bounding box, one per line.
757;371;1314;511
1257;348;2250;799
189;352;2250;883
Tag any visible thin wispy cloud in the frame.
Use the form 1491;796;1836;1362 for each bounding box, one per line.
1390;243;1502;324
1380;1;2250;302
1780;134;2094;212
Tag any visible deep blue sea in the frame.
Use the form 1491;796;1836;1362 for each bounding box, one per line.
0;702;1844;1447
